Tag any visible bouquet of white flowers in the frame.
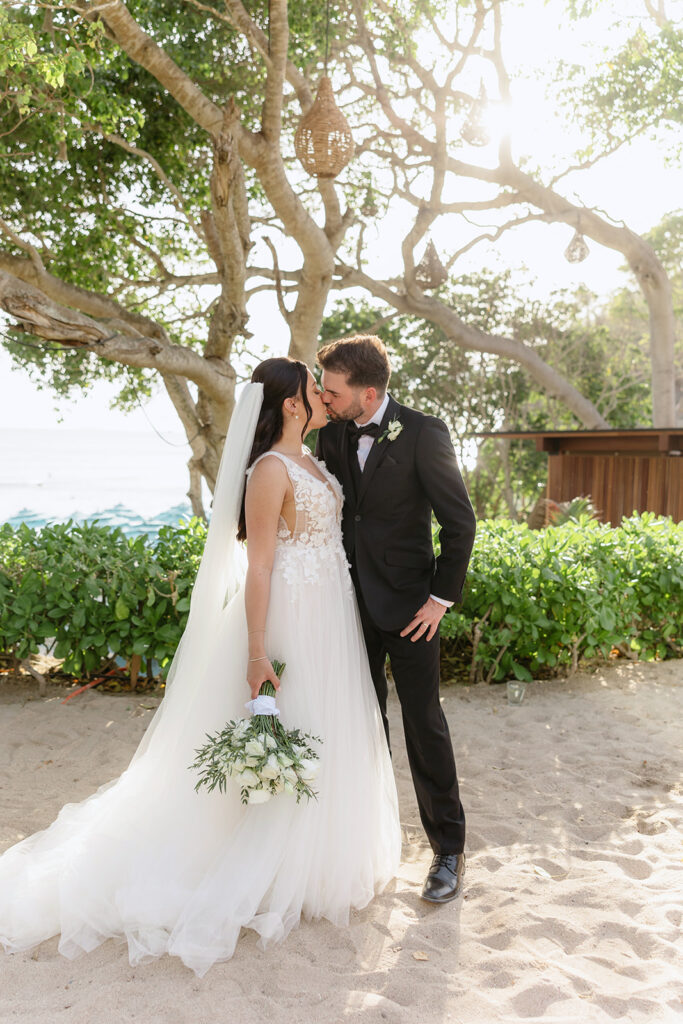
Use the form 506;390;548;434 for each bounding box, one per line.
190;661;322;805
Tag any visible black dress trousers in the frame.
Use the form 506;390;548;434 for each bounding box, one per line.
346;438;466;856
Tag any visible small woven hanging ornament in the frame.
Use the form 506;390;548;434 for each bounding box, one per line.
461;82;490;147
415;240;448;290
360;186;378;217
564;229;590;263
294;76;355;179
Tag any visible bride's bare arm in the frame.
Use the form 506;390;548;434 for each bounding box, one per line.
244;457;289;699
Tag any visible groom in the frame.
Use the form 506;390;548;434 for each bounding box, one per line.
316;335;476;904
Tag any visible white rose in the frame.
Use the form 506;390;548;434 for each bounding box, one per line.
260;754;281;780
232;720;249;740
238;768;260;788
244;756;260;767
273;778;285;793
277;753;293;767
232;758;245;773
283;767;298;784
265;735;278;751
297;758;319;782
248;788;271;804
380;419;403;443
245;739;265;757
283;780;296;795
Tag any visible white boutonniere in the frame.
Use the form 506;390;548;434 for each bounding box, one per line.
377;419;403;444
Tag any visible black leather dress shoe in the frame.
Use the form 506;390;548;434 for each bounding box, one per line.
421;852;466;903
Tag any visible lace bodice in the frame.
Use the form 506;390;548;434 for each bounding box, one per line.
245;450;351;590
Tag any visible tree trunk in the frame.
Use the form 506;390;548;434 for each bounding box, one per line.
161;373;237;519
497;437;517;518
287;261;334;366
629;251;677;427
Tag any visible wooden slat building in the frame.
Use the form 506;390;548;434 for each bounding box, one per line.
484;430;683;525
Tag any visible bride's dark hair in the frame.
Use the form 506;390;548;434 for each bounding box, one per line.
236;357;313;541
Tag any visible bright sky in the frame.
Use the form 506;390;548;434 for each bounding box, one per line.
1;0;680;438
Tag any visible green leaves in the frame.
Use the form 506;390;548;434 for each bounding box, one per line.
322;266;659;523
441;513;683;684
0;517;207;679
557;21;683;158
0;506;680;690
511;662;533;683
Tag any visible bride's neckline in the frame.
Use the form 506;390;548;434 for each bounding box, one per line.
270;447;311;459
267;448;339;502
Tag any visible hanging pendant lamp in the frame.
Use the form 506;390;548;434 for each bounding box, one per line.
294;76;355;178
461;81;490;148
415;240;448;290
564;228;590;263
294;0;354;178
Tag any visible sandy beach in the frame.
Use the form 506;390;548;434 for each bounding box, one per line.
1;659;681;1024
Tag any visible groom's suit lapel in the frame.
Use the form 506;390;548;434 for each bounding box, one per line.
356;395;401;506
337;419;357;505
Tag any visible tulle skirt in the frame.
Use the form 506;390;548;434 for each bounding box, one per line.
0;550;401;977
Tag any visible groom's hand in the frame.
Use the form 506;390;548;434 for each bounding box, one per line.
400;597;447;643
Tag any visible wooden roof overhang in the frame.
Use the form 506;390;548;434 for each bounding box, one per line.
475;429;683;456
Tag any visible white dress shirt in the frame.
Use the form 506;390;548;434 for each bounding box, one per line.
353;396;452;609
354;393;390;472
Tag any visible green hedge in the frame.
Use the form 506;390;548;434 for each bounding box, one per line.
0;513;681;685
0;518;206;678
440;513;683;682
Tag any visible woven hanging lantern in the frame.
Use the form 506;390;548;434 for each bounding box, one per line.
564;229;590;263
415;240;448;290
461;82;490;147
294;75;355;179
360;186;378;217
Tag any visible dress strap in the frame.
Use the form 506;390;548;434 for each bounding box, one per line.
245;450;296;482
246;451;338;505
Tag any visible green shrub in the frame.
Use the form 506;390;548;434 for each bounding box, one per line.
440;512;683;682
0;517;206;679
0;513;680;685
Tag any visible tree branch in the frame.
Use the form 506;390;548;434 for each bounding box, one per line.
79;0;225;133
82;122;206;245
0;216;47;275
263;236;292;324
0;268;231;400
0;250;171;339
261;0;288;143
334;263;610;429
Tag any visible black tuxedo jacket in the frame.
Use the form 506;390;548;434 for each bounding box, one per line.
316;395;476;632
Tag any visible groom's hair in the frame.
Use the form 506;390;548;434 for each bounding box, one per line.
316;335;391;394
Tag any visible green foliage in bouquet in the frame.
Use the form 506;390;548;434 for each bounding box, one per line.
190;663;323;805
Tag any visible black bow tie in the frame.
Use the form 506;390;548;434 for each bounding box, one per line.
347;421;381;447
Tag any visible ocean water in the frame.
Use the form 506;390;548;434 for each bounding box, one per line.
0;428;198;536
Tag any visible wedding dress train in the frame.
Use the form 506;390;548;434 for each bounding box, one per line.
0;445;401;977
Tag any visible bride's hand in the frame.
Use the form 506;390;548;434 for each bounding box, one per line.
247;658;282;700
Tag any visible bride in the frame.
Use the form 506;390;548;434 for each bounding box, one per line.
0;357;401;978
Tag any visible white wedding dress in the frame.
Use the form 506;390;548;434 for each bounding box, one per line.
0;446;401;977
